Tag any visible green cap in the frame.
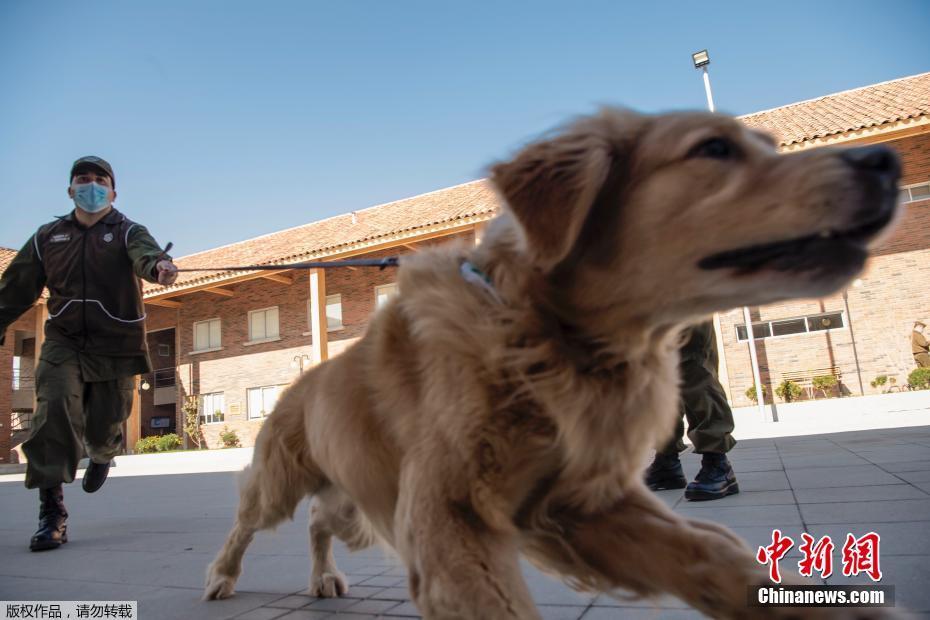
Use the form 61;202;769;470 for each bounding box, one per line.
70;156;115;188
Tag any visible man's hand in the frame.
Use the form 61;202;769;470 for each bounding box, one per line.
156;260;178;286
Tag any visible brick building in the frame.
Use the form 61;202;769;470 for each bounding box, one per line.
2;71;929;458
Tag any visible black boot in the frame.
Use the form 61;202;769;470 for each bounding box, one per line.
30;485;68;551
645;452;687;491
82;460;112;493
685;453;739;501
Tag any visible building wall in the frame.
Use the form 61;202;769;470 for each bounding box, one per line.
1;308;39;463
722;131;930;406
169;234;473;448
140;327;177;438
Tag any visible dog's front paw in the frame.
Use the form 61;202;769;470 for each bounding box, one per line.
309;571;349;598
204;564;238;601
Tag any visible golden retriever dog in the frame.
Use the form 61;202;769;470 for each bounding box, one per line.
204;109;901;618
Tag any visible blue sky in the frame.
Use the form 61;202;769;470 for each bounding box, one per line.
1;0;928;257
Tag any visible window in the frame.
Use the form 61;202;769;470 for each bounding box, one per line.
193;319;221;351
307;295;343;333
899;181;930;204
248;307;280;342
736;312;846;342
375;283;399;308
157;343;171;357
248;385;279;419
200;392;225;425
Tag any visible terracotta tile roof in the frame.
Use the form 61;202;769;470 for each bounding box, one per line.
0;247;16;275
739;71;930;147
147;179;500;296
135;71;929;298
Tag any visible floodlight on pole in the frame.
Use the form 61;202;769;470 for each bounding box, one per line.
691;49;768;422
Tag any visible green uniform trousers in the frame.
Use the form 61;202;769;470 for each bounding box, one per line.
23;345;135;490
916;353;930;369
659;320;736;456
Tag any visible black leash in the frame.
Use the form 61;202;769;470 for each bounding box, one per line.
159;243;401;273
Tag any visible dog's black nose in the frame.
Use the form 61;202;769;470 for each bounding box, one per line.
841;145;901;180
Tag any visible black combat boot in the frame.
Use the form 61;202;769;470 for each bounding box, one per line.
684;452;739;501
82;460;111;493
30;485;68;551
645;452;687;491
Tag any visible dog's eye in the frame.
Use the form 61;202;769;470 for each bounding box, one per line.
688;137;734;160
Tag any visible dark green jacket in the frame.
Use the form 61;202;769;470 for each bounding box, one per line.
0;208;169;363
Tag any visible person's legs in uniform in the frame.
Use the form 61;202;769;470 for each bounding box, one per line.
81;375;135;492
646;321;739;500
916;352;930;369
22;352;85;551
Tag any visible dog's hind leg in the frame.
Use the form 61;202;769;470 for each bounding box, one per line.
308;488;370;598
205;407;325;601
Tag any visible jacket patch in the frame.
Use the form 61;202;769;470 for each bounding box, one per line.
103;233;114;243
50;233;71;243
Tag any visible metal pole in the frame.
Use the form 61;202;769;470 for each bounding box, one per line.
702;67;716;112
843;290;866;396
700;60;767;421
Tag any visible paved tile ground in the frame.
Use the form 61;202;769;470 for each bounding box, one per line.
1;426;929;619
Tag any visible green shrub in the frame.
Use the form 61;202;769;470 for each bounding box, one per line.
909;367;930;390
134;436;160;454
870;375;888;390
812;374;838;397
219;426;242;448
776;379;804;403
745;384;766;403
155;433;182;452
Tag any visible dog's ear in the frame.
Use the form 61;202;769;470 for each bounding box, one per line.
490;127;613;270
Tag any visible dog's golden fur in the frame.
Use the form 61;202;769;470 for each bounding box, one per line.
205;109;901;618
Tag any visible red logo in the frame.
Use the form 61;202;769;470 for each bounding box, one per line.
798;534;835;579
756;529;795;583
841;532;882;582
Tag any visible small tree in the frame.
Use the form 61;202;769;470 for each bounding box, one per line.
909;367;930;390
219;426;241;448
182;395;203;449
870;375;888;391
776;379;803;403
812;374;838;398
745;384;766;404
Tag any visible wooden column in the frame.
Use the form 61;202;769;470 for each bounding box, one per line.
32;302;47;413
126;376;142;453
309;268;329;364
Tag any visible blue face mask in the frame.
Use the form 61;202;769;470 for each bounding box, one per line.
73;182;112;213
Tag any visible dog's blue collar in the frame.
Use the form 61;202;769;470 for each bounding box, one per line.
460;261;503;305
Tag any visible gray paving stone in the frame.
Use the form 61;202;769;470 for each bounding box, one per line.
538;604;589;619
793;484;928;503
381;601;421;616
137;586;280;620
878;460;930;473
369;586;411;600
725;526;807;558
896;470;930;484
275;611;333;620
593;593;688;608
304;596;363;611
677;503;803;527
268;595;319;609
785;465;902;489
825;555;930;612
804;521;930;556
679;489;796;507
856;447;930;464
583;607;704;619
800;499;930;524
340;585;385;598
357;575;405;587
781;453;872;469
727;469;791;491
344;598;402;614
726;458;784;473
234;608;291;620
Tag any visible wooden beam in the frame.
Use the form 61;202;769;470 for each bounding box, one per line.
203;287;235;297
146;298;182;308
402;243;420;252
262;273;293;285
